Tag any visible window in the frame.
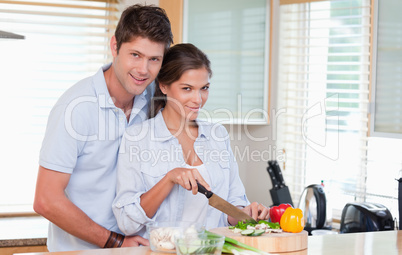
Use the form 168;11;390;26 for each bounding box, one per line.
276;0;400;223
0;0;120;213
183;0;269;124
370;0;402;138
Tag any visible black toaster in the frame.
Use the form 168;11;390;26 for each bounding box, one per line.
340;202;394;233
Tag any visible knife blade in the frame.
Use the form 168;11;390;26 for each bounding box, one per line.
197;182;257;224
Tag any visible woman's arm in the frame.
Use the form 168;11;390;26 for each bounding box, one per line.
113;133;211;234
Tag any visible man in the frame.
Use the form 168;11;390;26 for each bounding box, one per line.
33;4;173;251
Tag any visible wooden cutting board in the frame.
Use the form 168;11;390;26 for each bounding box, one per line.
209;228;308;253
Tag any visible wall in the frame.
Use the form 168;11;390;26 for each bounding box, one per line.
223;124;276;206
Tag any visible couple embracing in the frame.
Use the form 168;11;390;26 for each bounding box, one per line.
34;4;269;252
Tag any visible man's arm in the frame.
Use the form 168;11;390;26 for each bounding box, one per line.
34;166;149;248
33;166;111;247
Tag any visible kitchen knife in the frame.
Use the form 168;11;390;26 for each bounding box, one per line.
267;161;280;190
271;160;286;188
197;182;257;224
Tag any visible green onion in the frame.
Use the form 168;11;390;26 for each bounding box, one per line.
222;242;243;253
205;231;270;255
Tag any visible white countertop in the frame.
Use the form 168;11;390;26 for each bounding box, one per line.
0;216;47;247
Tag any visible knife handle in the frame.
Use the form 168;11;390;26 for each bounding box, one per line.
267;161;279;189
197;182;213;198
273;161;286;187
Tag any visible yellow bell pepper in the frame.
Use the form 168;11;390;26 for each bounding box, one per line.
280;207;305;233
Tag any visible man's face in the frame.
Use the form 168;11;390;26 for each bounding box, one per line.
111;36;165;96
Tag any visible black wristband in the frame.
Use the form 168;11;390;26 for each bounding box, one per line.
109;232;118;248
103;231;125;248
117;234;125;247
103;231;113;248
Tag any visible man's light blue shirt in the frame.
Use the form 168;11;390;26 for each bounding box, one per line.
39;63;154;251
112;111;250;237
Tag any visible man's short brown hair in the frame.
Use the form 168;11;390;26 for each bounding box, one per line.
114;4;173;53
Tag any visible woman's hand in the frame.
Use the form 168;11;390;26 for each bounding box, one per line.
139;167;211;218
228;202;270;225
243;202;270;221
166;167;211;195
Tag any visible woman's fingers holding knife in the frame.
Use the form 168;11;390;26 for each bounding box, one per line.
167;168;191;190
189;168;210;195
193;169;211;195
167;167;210;195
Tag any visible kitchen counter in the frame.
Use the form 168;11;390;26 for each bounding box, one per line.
0;217;47;247
12;230;402;255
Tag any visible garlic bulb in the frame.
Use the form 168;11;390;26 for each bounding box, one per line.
149;224;199;251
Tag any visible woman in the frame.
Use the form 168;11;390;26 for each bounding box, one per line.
112;43;269;237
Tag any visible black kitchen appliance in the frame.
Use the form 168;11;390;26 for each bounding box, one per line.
266;160;293;206
340;202;394;233
298;184;328;234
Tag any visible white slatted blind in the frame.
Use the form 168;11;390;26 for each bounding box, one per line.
0;0;120;212
276;0;380;220
183;0;269;124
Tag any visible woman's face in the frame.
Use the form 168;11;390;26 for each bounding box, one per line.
161;67;210;121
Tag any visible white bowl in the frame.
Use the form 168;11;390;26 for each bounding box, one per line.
175;233;225;255
146;221;204;253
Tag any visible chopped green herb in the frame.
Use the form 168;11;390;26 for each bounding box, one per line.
258;220;281;229
234;220;280;230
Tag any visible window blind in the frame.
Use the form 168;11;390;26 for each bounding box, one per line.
0;0;120;212
276;0;380;220
184;0;269;124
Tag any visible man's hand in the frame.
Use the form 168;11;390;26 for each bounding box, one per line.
121;235;150;247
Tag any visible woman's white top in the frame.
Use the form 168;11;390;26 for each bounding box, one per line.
112;110;249;237
181;164;211;225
